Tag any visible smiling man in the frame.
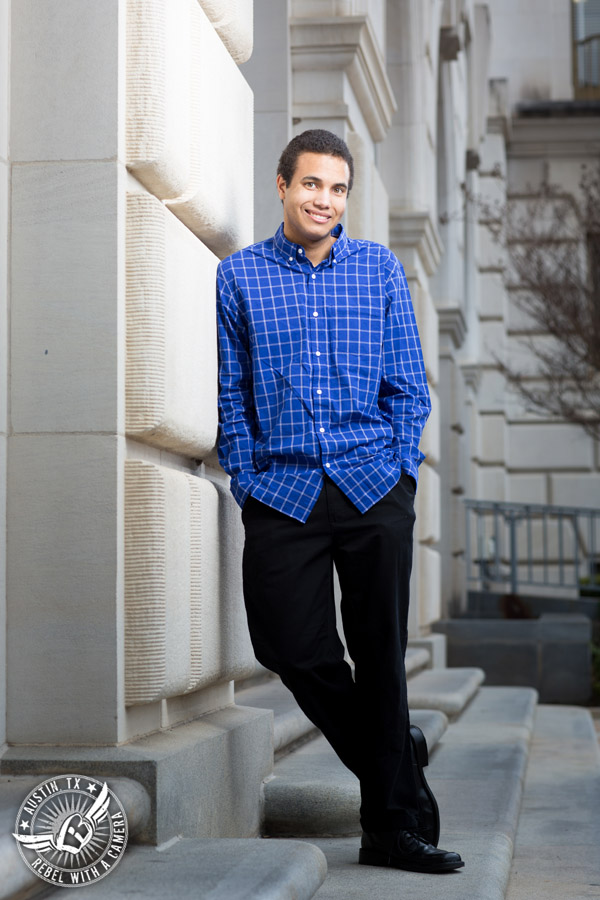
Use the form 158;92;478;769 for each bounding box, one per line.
216;129;463;874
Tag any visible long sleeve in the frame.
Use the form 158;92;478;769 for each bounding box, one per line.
216;265;258;508
378;258;431;483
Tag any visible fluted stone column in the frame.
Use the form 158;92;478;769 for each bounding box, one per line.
2;0;272;843
288;1;396;242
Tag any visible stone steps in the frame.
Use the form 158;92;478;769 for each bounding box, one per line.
235;647;435;760
407;666;485;718
242;658;485;838
505;704;600;900
8;670;599;900
30;838;327;899
263;708;448;837
235;677;318;758
292;686;539;900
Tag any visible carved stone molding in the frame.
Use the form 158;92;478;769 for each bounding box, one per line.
290;15;397;142
389;209;444;277
461;362;482;393
438;306;467;349
509;115;600;158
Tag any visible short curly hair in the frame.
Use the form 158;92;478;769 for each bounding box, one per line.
277;129;354;193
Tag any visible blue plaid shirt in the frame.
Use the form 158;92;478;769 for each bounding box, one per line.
216;223;431;523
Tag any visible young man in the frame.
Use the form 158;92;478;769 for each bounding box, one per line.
216;129;463;874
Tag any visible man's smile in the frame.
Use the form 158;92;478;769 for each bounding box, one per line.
305;210;331;223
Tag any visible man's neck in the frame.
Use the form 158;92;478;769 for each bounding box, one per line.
283;229;336;266
304;236;335;266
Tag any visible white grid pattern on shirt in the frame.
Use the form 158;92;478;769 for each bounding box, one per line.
216;223;431;522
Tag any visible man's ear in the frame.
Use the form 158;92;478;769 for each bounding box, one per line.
276;173;287;201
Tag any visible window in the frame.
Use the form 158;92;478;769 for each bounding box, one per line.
572;0;600;98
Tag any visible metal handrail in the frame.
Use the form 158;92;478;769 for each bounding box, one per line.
464;499;600;595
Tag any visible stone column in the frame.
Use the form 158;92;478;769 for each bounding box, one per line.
3;0;272;843
384;0;444;633
0;0;8;752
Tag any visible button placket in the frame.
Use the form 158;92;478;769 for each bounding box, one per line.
309;268;328;443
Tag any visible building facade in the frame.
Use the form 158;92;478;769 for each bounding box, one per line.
0;0;598;841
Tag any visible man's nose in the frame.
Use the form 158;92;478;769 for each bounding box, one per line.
313;188;330;207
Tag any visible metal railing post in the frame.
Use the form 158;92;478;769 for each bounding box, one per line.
508;512;519;595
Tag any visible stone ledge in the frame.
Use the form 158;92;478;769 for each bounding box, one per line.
407;667;485;718
290;16;396;142
263;710;448;838
44;838;327;900
411;709;449;753
433;615;592;704
405;646;430;676
235;678;318;756
236;650;432;758
408;634;447;669
1;705;272;846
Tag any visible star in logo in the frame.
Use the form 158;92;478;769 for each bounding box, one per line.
86;783;97;794
19;820;30;831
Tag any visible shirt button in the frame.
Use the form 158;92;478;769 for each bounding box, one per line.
325;463;331;468
313;311;318;317
319;427;325;433
311;273;316;279
298;249;303;254
288;256;293;262
316;351;321;356
317;389;322;395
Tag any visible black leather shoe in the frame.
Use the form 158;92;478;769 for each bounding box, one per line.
410;724;440;847
359;829;464;873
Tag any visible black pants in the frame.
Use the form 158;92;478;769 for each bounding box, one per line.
241;475;419;831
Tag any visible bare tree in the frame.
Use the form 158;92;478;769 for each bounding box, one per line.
456;165;600;441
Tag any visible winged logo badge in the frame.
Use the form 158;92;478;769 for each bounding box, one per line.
13;781;111;857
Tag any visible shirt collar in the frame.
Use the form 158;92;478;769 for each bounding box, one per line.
273;222;350;266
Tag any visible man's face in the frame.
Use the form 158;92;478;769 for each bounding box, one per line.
276;152;349;251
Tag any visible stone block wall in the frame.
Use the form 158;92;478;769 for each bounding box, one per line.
4;0;256;754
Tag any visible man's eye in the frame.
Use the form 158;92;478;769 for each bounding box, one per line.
304;181;315;188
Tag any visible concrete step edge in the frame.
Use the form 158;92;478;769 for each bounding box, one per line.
286;686;539;900
263;709;448;838
235;678;317;755
236;652;436;759
10;838;328;900
404;647;430;678
505;704;600;900
407;666;486;718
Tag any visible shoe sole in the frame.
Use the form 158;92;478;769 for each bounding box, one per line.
358;847;464;873
410;724;441;848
